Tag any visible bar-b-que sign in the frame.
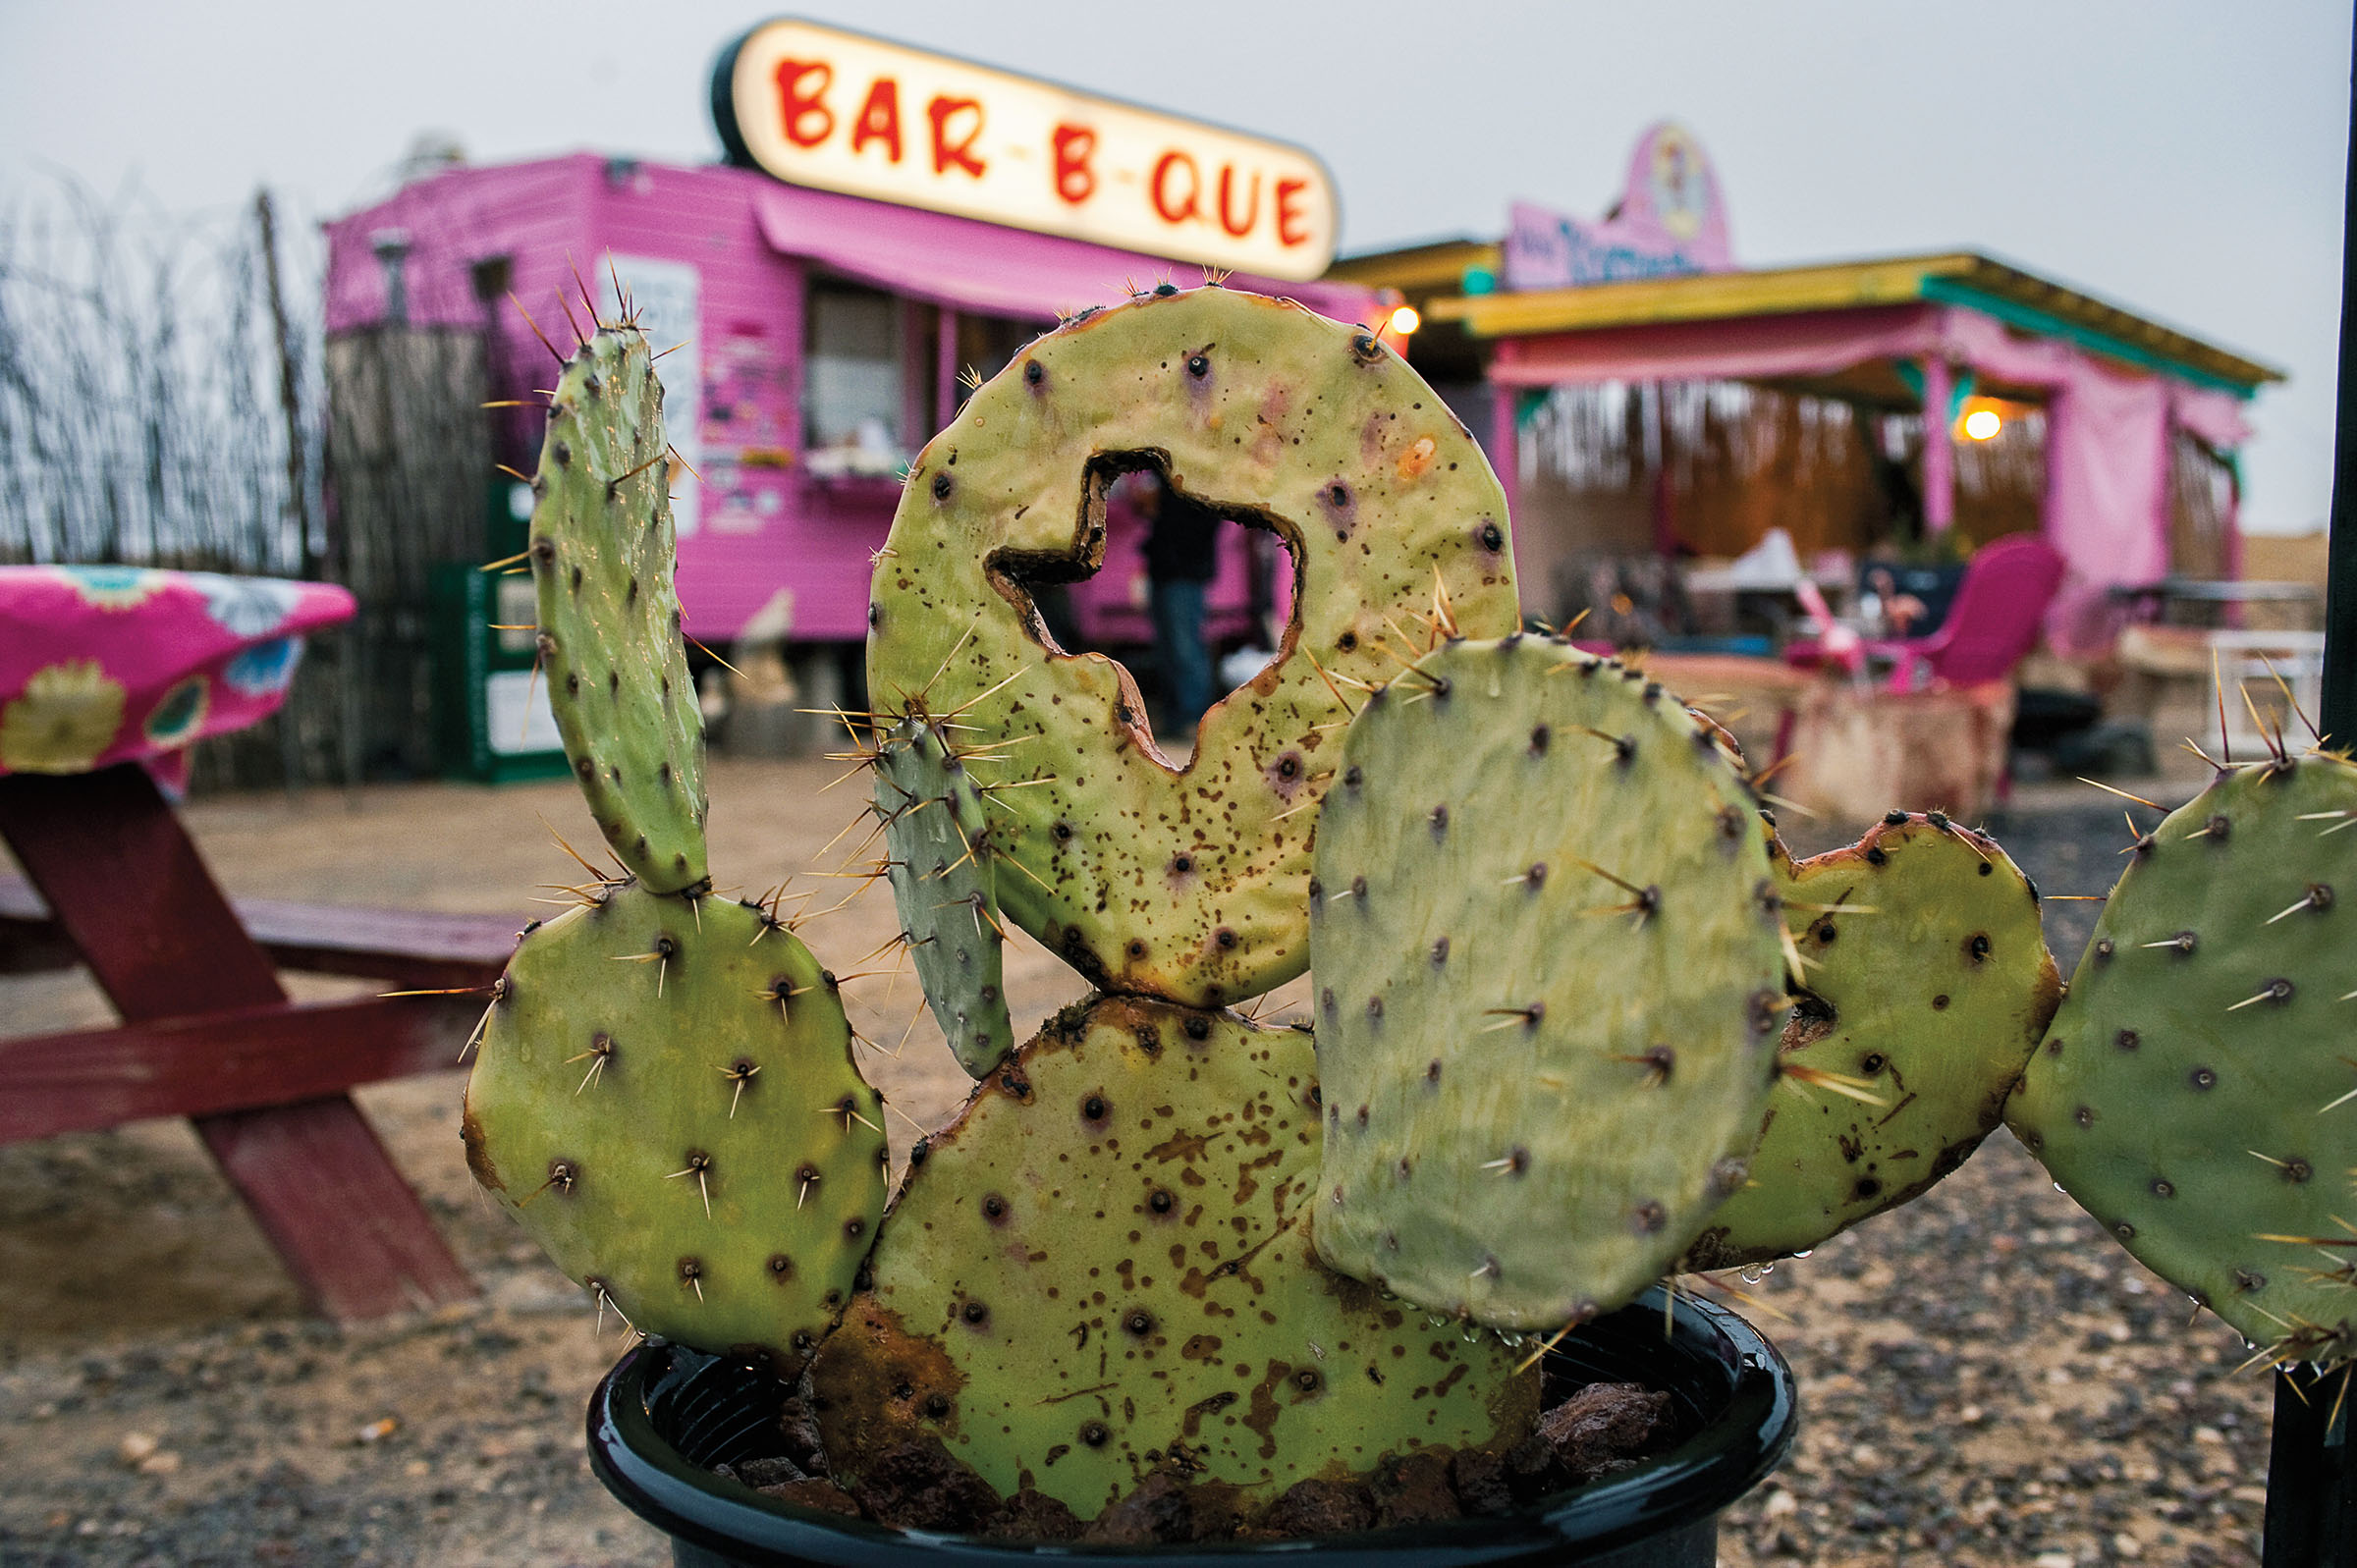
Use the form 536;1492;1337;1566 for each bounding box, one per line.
713;19;1338;281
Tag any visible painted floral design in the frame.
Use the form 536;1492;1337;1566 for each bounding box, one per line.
142;676;211;747
192;573;305;637
224;636;304;697
51;564;165;610
0;659;127;774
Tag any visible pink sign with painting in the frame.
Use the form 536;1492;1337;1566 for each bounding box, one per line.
1504;122;1735;291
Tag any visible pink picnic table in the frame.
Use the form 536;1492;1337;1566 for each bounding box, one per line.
0;566;486;1321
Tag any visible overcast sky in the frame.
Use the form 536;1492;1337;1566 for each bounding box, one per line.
3;1;2346;535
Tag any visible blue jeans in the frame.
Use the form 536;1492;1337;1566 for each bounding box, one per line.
1150;577;1211;736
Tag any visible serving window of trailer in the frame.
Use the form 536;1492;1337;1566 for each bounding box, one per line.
802;280;912;476
798;276;1039;476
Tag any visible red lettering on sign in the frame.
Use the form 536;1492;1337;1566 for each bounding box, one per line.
927;95;987;178
773;59;835;149
1052;123;1097;205
850;76;903;163
1216;166;1261;239
1151;151;1200;225
1275;179;1311;246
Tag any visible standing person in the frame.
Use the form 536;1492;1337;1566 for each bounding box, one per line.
1138;469;1221;739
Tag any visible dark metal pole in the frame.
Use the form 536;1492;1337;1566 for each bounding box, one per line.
2269;1366;2355;1567
2263;12;2357;1567
2326;12;2357;754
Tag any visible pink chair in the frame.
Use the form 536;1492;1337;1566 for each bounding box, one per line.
1773;536;2065;804
1784;535;2065;693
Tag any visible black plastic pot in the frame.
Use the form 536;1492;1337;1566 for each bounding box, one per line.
587;1287;1796;1567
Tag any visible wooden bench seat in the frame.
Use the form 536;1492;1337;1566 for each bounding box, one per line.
1;874;519;992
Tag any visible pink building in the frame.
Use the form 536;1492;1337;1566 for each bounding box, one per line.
322;153;1387;651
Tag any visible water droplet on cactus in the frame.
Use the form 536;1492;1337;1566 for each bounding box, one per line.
1791;1249;1813;1259
1739;1265;1766;1284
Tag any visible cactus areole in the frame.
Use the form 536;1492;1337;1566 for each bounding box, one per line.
866;286;1519;1008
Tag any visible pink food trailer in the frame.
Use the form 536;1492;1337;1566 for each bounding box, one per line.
322;22;1390;664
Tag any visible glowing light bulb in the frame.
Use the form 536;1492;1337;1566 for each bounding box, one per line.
1388;304;1421;336
1962;407;2001;441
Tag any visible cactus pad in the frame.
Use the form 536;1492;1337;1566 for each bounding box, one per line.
2009;754;2357;1367
1309;640;1785;1329
529;327;708;893
1683;813;2061;1271
807;995;1538;1520
865;286;1518;1008
874;716;1014;1078
462;884;887;1369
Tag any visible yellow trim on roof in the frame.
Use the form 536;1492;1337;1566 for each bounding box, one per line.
1426;253;1975;335
1419;250;2281;390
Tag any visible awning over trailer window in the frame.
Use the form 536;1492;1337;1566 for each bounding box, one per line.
750;182;1379;327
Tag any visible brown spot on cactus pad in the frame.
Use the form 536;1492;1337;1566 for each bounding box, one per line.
809;994;1535;1520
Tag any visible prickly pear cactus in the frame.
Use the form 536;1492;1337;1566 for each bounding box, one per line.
2010;753;2357;1367
529;327;708;894
808;995;1538;1520
463;884;887;1370
866;286;1519;1009
1682;813;2061;1271
1310;639;1785;1329
874;716;1014;1078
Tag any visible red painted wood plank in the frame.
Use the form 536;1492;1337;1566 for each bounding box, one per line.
0;993;480;1143
199;1097;475;1323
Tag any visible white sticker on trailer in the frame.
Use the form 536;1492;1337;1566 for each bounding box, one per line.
485;669;563;756
602;256;701;538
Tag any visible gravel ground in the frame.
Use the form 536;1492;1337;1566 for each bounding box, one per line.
0;765;2283;1566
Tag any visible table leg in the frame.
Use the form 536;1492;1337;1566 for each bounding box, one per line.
0;765;474;1322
